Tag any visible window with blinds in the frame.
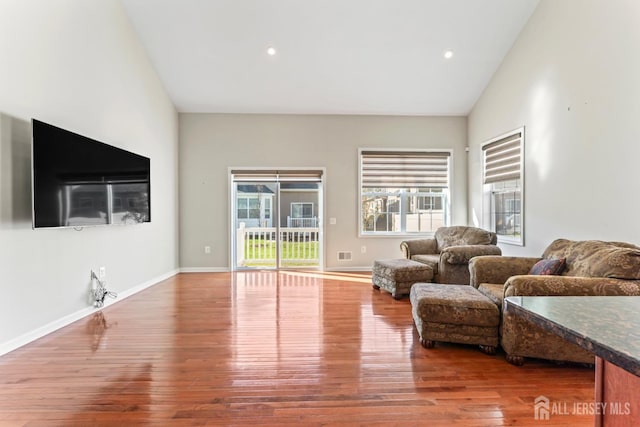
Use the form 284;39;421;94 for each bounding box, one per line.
482;128;524;245
359;149;451;235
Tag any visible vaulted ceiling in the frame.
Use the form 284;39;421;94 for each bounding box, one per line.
121;0;539;115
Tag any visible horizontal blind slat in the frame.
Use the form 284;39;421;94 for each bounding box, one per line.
484;134;521;154
485;171;521;184
485;155;521;172
485;147;520;163
485;164;520;178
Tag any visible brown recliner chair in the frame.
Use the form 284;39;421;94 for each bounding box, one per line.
400;226;501;285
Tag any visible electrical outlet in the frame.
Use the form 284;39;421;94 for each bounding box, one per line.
204;246;211;254
99;266;106;279
361;245;367;254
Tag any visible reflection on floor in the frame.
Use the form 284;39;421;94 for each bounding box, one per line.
0;271;595;425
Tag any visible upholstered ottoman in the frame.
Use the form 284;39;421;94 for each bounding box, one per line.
372;259;433;300
410;283;500;354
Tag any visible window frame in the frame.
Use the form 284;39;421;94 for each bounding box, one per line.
291;202;314;219
236;196;261;220
358;148;452;237
481;127;525;246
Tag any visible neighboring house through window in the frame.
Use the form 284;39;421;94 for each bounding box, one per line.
482;127;524;245
237;196;259;219
291;202;313;219
359;149;451;235
236;185;274;227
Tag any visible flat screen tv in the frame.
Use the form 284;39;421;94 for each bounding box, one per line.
32;119;150;229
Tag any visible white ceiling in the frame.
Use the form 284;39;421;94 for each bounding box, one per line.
121;0;539;116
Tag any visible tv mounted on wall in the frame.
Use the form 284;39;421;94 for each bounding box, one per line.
31;119;150;229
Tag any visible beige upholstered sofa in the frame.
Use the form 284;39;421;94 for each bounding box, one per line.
470;238;640;365
401;226;501;285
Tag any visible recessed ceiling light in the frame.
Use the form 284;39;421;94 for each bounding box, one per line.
444;50;454;59
266;46;277;56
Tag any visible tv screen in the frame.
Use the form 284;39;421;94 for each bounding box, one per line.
32;119;150;228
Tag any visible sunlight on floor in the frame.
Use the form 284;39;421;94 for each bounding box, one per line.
277;270;372;283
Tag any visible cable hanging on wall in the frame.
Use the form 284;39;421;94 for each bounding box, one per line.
90;270;117;308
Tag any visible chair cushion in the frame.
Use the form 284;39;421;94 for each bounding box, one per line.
411;254;440;275
435;226;497;251
477;283;504;306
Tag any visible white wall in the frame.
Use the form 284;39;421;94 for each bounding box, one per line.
468;0;640;256
0;0;179;353
179;113;467;270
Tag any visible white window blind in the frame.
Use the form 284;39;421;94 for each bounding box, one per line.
361;151;450;189
482;131;522;184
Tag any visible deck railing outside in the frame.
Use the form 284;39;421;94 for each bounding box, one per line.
286;217;317;228
236;224;320;267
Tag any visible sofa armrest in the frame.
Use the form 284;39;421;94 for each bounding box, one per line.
440;244;502;265
504;275;640;297
400;238;437;259
469;256;541;288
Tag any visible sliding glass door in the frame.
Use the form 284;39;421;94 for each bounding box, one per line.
231;170;323;270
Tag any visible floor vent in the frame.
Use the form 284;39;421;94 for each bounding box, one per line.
337;251;352;261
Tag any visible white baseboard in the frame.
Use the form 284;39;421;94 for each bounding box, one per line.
179;267;371;273
0;268;179;357
114;269;179;300
180;267;230;273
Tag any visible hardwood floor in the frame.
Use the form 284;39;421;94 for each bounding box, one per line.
0;271;595;426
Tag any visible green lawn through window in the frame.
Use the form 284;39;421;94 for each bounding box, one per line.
243;238;319;267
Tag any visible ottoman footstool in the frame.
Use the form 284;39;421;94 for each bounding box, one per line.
372;259;433;300
410;283;500;354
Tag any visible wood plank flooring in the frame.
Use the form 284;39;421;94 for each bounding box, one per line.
0;271;595;426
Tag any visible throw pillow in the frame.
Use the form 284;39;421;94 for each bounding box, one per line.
529;258;566;275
